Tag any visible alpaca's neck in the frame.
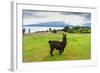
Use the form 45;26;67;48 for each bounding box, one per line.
62;37;66;43
62;36;67;48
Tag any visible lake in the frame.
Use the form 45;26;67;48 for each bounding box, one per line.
23;26;64;33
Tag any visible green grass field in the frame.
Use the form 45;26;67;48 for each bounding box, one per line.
23;32;91;63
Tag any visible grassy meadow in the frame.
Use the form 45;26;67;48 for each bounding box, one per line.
23;32;91;63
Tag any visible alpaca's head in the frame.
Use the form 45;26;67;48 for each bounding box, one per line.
63;33;66;38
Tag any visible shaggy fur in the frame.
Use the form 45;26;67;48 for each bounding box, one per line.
48;33;67;56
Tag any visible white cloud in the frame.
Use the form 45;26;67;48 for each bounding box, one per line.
64;15;85;26
23;10;90;26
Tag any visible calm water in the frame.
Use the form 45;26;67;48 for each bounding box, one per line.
23;26;64;33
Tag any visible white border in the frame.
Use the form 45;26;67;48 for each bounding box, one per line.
11;1;97;72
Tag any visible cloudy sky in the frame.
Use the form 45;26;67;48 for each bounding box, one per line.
23;10;91;26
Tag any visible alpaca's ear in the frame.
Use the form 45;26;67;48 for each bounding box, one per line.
63;33;66;35
64;33;66;35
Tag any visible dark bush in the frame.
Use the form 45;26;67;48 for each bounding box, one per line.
23;28;26;34
49;28;52;31
52;29;57;33
63;26;70;32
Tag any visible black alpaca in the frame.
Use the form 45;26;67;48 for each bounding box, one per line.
48;33;67;56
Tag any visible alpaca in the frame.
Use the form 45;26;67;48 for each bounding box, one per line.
48;33;67;56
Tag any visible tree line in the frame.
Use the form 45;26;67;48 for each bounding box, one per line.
23;26;91;34
49;26;91;33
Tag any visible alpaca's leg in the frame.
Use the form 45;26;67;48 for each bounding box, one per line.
61;48;64;54
50;48;54;56
59;49;62;55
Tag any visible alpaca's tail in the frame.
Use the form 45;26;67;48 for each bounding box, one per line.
48;40;51;43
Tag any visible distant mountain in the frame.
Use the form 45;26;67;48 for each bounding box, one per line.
23;21;71;27
23;21;91;27
83;22;91;27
